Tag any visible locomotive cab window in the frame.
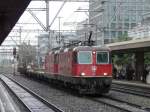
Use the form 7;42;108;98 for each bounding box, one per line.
96;51;109;64
78;51;92;64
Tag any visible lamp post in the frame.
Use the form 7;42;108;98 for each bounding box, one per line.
13;47;17;75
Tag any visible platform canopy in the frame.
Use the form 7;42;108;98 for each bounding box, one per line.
0;0;31;44
107;38;150;53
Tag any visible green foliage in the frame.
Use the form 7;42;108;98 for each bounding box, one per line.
18;43;36;67
113;52;150;66
112;53;134;66
117;32;132;42
144;52;150;64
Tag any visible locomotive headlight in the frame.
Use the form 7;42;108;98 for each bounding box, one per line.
81;72;85;76
93;51;96;54
104;73;108;76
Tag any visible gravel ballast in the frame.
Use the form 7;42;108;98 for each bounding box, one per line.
5;74;128;112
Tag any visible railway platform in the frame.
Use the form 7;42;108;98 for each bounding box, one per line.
0;77;21;112
112;79;150;98
113;80;150;89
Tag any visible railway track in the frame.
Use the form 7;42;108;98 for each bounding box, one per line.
88;95;149;112
85;82;150;112
0;74;64;112
111;83;150;98
2;73;149;112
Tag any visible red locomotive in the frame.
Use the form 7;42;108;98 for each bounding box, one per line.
44;46;112;94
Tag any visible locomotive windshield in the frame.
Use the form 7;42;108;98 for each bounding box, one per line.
96;51;109;64
78;51;92;64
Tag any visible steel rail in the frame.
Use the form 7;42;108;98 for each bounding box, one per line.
103;95;150;111
2;75;64;112
111;83;150;98
88;96;148;112
0;78;32;112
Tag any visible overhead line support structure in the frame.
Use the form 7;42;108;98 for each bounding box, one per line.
48;0;67;29
31;0;95;2
46;0;50;31
28;9;47;31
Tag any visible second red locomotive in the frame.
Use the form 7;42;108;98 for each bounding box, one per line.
44;46;112;94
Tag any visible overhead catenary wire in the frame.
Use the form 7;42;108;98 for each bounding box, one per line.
28;9;47;31
49;0;67;29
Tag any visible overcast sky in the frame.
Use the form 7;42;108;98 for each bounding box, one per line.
2;1;88;47
19;1;88;29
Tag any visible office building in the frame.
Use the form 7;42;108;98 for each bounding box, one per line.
89;0;150;44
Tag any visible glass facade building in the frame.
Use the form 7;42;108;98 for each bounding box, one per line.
89;0;150;44
128;14;150;39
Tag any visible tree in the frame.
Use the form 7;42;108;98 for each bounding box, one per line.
145;52;150;65
117;32;132;42
18;43;37;68
112;53;135;66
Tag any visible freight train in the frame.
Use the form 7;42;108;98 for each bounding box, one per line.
18;30;112;94
44;46;112;94
19;45;112;94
